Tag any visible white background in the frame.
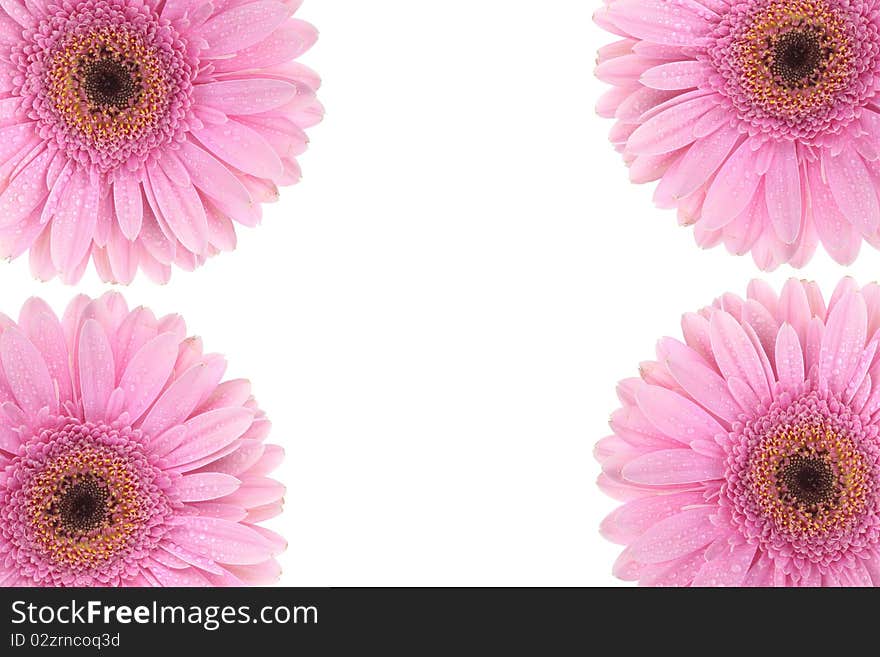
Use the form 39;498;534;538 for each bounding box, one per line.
6;1;878;586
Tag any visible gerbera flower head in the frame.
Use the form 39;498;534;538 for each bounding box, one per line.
595;0;880;269
597;278;880;586
0;293;285;586
0;0;322;284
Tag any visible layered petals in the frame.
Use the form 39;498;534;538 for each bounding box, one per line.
0;294;284;586
0;0;322;283
598;278;880;586
596;0;880;268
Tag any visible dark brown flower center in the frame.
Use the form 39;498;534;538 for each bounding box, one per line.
80;57;139;109
57;475;109;534
778;455;836;508
771;29;826;87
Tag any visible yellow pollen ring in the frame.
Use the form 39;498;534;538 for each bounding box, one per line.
45;26;170;151
25;446;145;569
746;423;870;537
734;0;854;119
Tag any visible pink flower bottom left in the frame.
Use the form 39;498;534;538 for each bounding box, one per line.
0;293;284;587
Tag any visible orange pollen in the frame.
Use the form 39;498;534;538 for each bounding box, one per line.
746;423;870;537
45;26;170;151
734;0;854;119
25;446;146;569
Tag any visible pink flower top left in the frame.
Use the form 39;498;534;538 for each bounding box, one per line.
0;0;322;284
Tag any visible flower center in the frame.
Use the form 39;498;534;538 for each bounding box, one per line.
723;390;880;569
45;27;171;154
80;57;140;110
771;29;827;87
2;419;178;585
56;474;110;534
705;0;875;141
27;443;146;569
747;423;869;536
16;0;196;172
777;454;836;508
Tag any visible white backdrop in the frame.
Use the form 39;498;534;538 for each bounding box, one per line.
5;1;876;586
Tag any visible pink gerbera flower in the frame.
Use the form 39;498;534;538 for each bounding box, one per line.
597;278;880;586
0;293;285;586
596;0;880;269
0;0;322;283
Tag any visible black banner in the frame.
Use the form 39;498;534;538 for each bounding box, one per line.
0;586;864;652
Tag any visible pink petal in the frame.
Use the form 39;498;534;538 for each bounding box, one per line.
176;140;255;222
747;280;778;315
146;161;208;253
774;323;805;388
164;407;255;467
779;278;812;344
805;316;825;374
221;476;284;508
112;307;158;380
655;123;740;199
611;406;682;450
742;299;778;360
194;119;283;181
78;319;115;422
197;378;252;413
178;472;241;502
764;141;802;243
118;333;180;421
601;490;706;544
0;147;50;229
630;152;679;184
595;53;657;86
608;0;712;46
213;19;317;72
201;439;264;476
248;444;283;476
225;559;282;585
819;292;867;395
105;223;138;284
148;424;187;456
139;207;175;264
615;87;675;123
194;78;297;115
701;140;762;230
160;0;200;21
639;548;707;586
626;95;718;156
146;561;212;586
18;298;72;404
0;327;56;417
200;1;289;57
49;168;99;272
640;60;707;90
635;383;727;443
844;340;877;404
807;160;860;264
113;172;143;241
140;362;226;437
621;449;723;485
159;541;229;576
823;146;880;234
629;507;722;564
0;12;24;45
660;338;739;423
691;541;756;587
190;502;248;522
709;311;771;401
168;516;275;565
0;0;35;27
